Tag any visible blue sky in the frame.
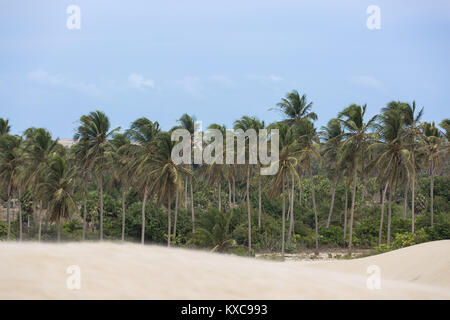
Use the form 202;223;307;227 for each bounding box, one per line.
1;0;449;138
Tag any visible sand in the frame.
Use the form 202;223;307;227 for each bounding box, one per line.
0;240;449;299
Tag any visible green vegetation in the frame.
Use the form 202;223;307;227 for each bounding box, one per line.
1;92;449;259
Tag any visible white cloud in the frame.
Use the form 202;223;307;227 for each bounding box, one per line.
128;73;155;89
208;74;233;86
350;75;384;89
246;74;283;83
175;76;203;97
28;69;63;85
27;68;100;95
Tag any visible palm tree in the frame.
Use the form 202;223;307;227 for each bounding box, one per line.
126;117;161;244
0;118;10;136
295;118;321;255
420;122;442;227
14;165;31;241
39;153;77;241
176;114;196;232
0;134;23;240
272;90;317;237
205;124;228;212
338;104;377;253
233;116;265;254
320;118;343;228
267;122;299;258
273;90;317;126
268;122;297;244
371;107;411;246
190;208;235;252
71;140;90;240
110;133;134;241
397;101;423;232
439;119;450;156
342;167;351;243
24;128;58;241
148;132;190;247
74;111;119;240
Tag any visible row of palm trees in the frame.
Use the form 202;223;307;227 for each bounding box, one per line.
0;91;448;256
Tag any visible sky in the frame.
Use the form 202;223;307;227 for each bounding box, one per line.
1;0;450;139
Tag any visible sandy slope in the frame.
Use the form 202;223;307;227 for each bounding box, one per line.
0;240;449;299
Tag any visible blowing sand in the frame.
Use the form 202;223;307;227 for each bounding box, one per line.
0;240;449;299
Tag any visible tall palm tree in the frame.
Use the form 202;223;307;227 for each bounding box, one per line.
338;104;377;253
371;107;411;246
342;167;351;243
268;122;299;258
205;124;228;212
0;134;23;240
273;90;317;126
295;118;321;255
126;117;161;244
39;153;77;241
234;116;265;253
148;132;190;247
396;101;423;232
272;90;317;237
420;122;442;227
24;128;58;241
74;111;119;241
176;114;196;232
71;140;91;240
110;133;134;241
320;118;343;228
268;122;297;244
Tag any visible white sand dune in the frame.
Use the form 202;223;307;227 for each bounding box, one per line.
0;240;449;299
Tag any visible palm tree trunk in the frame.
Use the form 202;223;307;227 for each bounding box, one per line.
232;175;236;204
82;178;87;241
18;190;22;242
168;188;171;247
141;188;148;245
287;174;295;244
309;168;319;255
6;185;11;241
184;176;188;210
38;200;42;242
218;182;222;211
45;203;49;231
228;179;232;209
173;188;178;238
57;217;61;242
258;174;262;230
403;181;408;219
378;181;389;246
99;174;104;241
298;184;302;205
326;176;338;228
286;177;290;221
281;174;285;258
411;153;416;233
348;164;357;254
430;163;434;227
246;165;251;254
361;146;367;202
387;185;393;246
343;181;349;243
190;176;195;233
121;190;126;241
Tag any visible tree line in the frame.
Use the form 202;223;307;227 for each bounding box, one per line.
0;90;449;256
